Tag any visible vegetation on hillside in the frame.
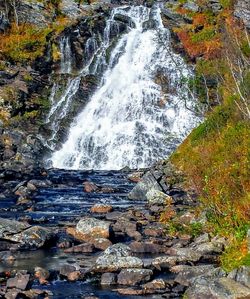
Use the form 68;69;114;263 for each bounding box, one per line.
166;0;250;271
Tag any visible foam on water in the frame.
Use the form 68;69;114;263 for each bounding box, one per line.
49;5;200;170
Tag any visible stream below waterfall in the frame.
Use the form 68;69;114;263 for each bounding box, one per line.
0;4;209;299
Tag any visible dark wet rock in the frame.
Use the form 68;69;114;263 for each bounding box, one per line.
114;13;136;28
59;264;78;279
228;266;250;288
99;186;115;193
129;241;164;254
34;267;50;285
64;243;95;253
93;243;143;272
90;204;113;214
126;229;142;241
142;278;166;290
112;218;137;234
128;171;162;200
0;12;10;33
161;8;186;27
28;179;52;188
117;268;153;286
75;217;110;239
185;277;250;298
0;251;16;261
101;273;117;285
106;211;123;221
83;181;98;193
7;273;30;291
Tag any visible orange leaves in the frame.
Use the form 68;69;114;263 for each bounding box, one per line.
177;29;222;59
193;13;208;27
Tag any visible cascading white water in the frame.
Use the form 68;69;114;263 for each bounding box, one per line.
49;5;201;170
60;37;72;74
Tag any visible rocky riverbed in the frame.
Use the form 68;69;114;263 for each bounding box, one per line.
0;161;249;299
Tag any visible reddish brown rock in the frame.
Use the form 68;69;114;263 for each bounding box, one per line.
90;204;113;214
67;271;81;281
127;172;144;183
83;181;98;193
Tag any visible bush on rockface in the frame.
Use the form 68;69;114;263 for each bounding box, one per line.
168;0;250;271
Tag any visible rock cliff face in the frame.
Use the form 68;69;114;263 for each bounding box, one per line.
234;0;250;28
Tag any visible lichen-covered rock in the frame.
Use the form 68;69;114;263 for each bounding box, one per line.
76;217;110;239
94;243;143;272
8;226;52;249
185;277;250;299
0;218;52;249
146;189;171;205
0;218;30;238
171;265;224;286
128;171;162;200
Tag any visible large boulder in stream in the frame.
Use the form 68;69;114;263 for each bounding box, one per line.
67;217;111;244
128;171;162;200
93;243;143;272
0;218;52;249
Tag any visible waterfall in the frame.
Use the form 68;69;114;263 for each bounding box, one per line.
48;5;201;170
60;37;72;74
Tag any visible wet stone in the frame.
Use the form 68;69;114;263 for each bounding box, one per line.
64;243;95;253
117;268;153;286
129;241;164;254
7;273;30;291
101;273;117;285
